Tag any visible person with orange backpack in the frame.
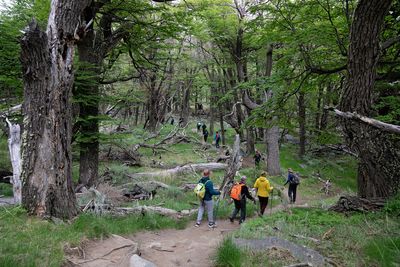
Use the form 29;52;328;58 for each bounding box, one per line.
254;171;273;216
229;176;256;224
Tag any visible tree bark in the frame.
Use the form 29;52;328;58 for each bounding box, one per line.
5;118;21;204
339;0;398;199
298;91;306;157
20;0;91;219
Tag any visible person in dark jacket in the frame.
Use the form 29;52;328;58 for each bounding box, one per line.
203;128;209;143
254;150;262;167
229;176;256;224
214;131;221;148
284;168;298;203
196;169;221;228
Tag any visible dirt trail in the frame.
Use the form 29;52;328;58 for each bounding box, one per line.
130;219;239;267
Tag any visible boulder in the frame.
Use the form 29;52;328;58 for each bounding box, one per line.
130;254;157;267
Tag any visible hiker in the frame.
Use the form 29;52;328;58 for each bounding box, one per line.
195;169;221;228
229;176;256;224
197;122;202;132
203;128;209;143
254;150;262;167
253;171;273;216
284;168;299;203
170;117;174;125
179;117;184;127
202;123;207;134
214;131;221;148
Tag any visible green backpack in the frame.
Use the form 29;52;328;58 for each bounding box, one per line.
194;180;211;199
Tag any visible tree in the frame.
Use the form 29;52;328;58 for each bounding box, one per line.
338;0;399;199
20;0;91;219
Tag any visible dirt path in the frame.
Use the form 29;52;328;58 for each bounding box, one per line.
129;219;239;267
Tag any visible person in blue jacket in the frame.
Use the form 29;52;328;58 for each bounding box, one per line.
284;168;298;203
195;169;221;228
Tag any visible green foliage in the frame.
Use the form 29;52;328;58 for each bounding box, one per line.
215;238;243;267
0;206;187;267
0;183;13;197
0;134;11;170
364;237;400;267
384;193;400;217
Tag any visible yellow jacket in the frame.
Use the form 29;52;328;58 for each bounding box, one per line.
254;176;273;197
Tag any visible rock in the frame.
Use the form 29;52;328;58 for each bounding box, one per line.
148;242;162;250
130;254;157;267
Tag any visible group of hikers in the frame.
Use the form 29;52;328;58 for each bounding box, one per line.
196;122;221;148
194;167;300;228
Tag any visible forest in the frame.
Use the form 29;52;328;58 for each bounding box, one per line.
0;0;399;266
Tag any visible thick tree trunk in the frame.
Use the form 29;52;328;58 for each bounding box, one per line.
180;87;190;126
5;118;21;204
20;0;91;219
298;91;306;157
320;84;334;130
339;0;398;199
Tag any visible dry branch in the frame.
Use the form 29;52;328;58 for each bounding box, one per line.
327;107;400;134
128;163;227;179
220;135;242;198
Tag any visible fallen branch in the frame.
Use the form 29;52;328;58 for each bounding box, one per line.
128;163;227;179
290;234;320;244
327;107;400;135
114;206;197;218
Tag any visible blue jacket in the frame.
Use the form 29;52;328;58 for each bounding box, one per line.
198;176;220;201
284;173;296;186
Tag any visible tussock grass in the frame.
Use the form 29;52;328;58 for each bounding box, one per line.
214;238;243;267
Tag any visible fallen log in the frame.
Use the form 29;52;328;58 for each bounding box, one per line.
114;206;198;218
128;163;227;179
329;195;386;213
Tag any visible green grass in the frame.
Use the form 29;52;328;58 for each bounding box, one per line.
215;238;243;267
0;206;188;267
227;206;400;266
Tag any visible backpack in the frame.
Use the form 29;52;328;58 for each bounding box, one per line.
230;183;244;200
194;180;210;199
291;174;300;185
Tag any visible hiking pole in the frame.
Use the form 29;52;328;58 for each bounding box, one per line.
270;189;273;215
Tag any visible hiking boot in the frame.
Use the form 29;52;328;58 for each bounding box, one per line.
239;220;244;224
229;217;234;223
208;223;216;229
195;222;200;227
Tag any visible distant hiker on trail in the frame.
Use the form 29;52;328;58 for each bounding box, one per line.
214;131;221;148
254;171;273;216
254;150;262;167
197;122;202;132
170;117;174;125
202;123;207;134
179;117;184;127
203;128;209;143
284;168;299;203
195;169;221;228
229;176;256;224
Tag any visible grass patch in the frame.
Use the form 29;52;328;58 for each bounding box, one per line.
0;135;11;170
228;207;400;266
0;206;188;267
215;238;243;267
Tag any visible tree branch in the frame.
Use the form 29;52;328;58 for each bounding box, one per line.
327;107;400;135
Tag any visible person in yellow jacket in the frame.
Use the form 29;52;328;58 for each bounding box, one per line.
253;171;273;215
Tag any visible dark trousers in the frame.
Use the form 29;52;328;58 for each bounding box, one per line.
288;184;297;203
216;138;220;148
230;199;246;222
258;196;269;215
204;135;208;142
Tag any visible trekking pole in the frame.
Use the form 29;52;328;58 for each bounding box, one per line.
270;189;273;215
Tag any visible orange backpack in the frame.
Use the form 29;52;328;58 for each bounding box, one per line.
230;183;244;200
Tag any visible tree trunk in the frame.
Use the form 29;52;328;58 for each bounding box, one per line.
265;127;281;175
315;86;323;131
180;86;190;126
339;0;398;199
20;0;91;219
298;91;306;157
320;84;334;130
5;118;21;204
